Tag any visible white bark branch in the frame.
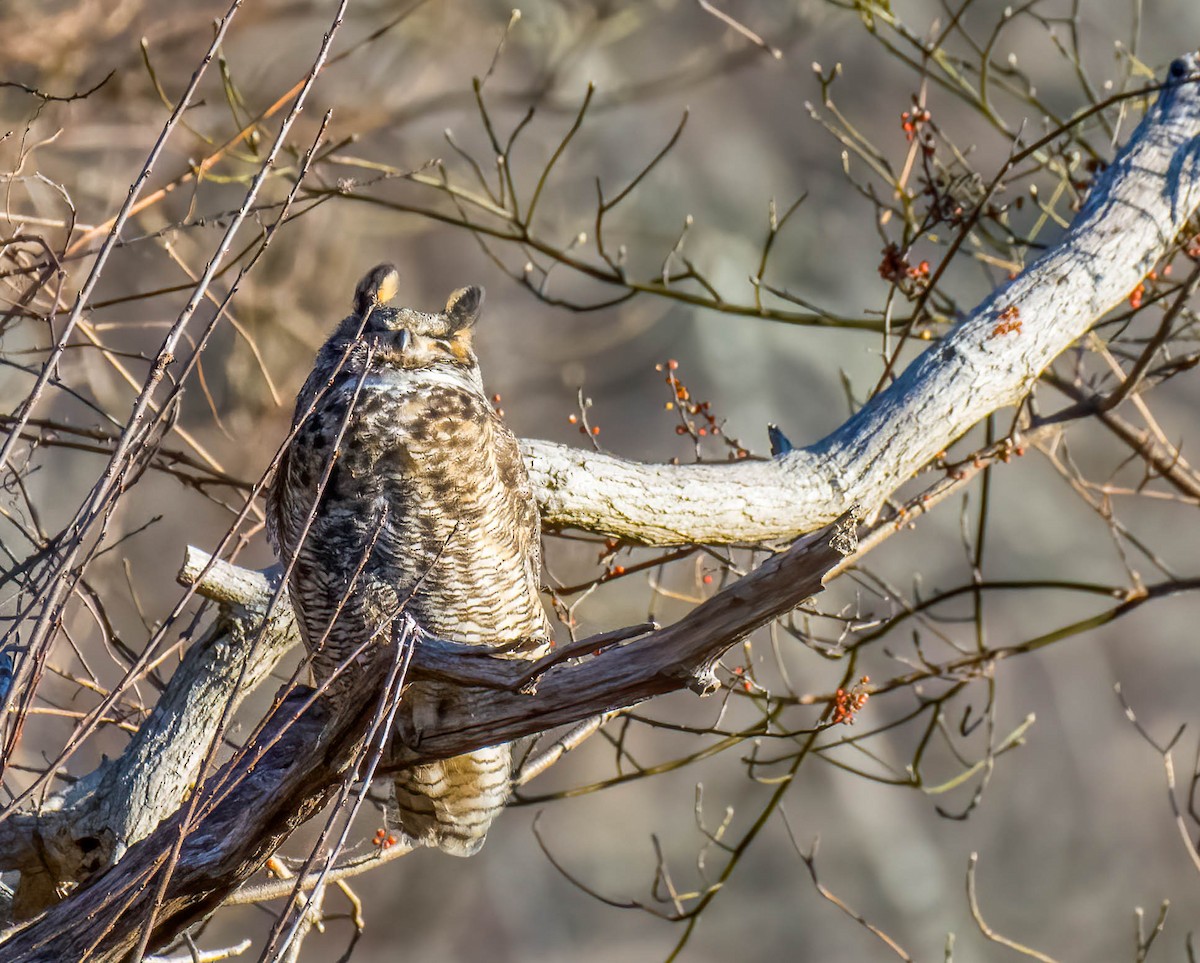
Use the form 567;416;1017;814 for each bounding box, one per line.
0;560;297;919
525;57;1200;545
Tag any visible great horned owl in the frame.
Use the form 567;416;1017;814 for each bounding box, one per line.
266;264;551;857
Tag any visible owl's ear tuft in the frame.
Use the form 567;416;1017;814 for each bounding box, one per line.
354;264;401;316
444;285;484;331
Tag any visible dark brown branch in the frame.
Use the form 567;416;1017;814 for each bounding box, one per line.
0;515;851;961
390;514;852;762
0;691;354;962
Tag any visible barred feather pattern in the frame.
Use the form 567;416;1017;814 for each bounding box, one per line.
267;269;551;857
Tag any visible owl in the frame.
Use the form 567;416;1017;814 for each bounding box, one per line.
266;264;551;857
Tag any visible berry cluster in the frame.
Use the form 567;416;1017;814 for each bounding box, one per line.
991;304;1022;337
566;393;602;438
1128;265;1173;310
901;104;932;143
656;359;750;459
830;676;871;725
373;828;399;849
1126;224;1200;310
879;243;931;295
596;536;628;579
658;359;721;439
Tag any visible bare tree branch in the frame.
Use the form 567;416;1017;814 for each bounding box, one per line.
524;57;1200;545
0;578;296;919
0;515;849;961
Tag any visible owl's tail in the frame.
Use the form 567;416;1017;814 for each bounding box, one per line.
388;744;513;857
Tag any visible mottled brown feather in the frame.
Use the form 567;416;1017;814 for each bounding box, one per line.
266;270;549;856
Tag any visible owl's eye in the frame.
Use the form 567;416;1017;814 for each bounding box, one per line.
431;338;453;353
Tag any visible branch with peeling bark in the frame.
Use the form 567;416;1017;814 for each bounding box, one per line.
0;568;298;920
0;53;1198;962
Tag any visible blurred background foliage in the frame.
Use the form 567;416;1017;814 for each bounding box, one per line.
3;0;1200;960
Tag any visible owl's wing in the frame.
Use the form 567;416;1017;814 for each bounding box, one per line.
490;419;552;647
286;483;399;683
266;364;330;558
264;440;291;557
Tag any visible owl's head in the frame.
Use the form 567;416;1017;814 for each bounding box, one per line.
349;263;484;370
